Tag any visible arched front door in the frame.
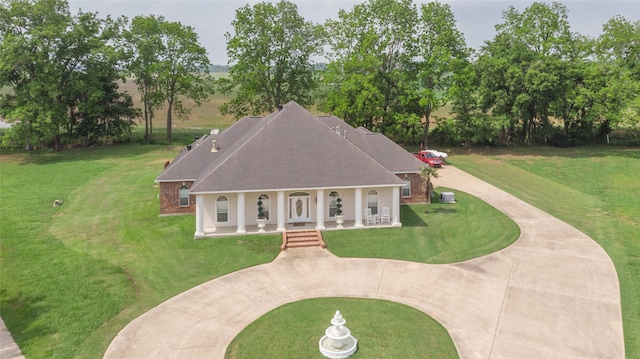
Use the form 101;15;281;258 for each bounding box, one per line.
288;192;310;223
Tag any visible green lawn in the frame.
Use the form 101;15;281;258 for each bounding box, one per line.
0;144;518;358
0;146;282;358
3;144;635;358
325;188;520;264
225;298;458;359
448;146;640;358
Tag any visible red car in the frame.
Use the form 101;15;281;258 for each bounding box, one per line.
413;151;443;168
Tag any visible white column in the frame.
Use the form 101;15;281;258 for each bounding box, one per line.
316;189;325;230
354;187;364;228
236;192;246;234
195;195;205;238
392;186;401;227
277;190;286;232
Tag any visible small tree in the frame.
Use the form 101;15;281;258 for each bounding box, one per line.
335;197;343;216
419;166;439;214
257;200;265;219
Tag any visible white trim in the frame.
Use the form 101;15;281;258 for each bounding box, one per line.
216;195;229;223
354;188;364;228
401;177;411;198
236;193;246;234
156;178;195;183
316;189;325;230
276;191;285;232
195;196;204;238
392;187;401;226
190;184;402;195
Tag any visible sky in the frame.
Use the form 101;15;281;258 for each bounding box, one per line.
68;0;640;65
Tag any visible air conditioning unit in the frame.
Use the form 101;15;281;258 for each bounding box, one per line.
440;192;455;203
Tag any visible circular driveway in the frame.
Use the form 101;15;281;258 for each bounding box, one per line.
104;166;623;358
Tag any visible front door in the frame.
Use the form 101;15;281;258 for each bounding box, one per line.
288;195;310;223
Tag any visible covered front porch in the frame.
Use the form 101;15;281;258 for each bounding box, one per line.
197;219;400;238
193;186;402;239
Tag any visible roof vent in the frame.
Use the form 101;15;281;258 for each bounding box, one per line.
211;139;218;153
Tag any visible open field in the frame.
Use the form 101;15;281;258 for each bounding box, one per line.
449;146;640;357
116;79;238;131
116;79;452;135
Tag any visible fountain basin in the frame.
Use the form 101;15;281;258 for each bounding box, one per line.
319;335;357;358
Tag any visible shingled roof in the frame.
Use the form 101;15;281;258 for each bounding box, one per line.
156;101;423;193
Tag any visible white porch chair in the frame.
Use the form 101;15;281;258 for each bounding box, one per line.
380;207;390;224
365;208;378;225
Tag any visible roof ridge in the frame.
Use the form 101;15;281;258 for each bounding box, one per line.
192;106;284;185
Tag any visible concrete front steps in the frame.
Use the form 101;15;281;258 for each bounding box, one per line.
281;230;326;250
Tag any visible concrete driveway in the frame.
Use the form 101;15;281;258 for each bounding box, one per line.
104;166;623;358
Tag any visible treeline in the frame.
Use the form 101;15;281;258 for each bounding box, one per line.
2;0;639;150
0;0;214;150
221;0;639;147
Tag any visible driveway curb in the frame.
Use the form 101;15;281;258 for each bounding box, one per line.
104;166;624;358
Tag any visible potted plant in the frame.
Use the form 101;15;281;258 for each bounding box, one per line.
335;197;344;228
257;199;266;232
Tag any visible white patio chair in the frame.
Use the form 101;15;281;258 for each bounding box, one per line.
365;208;377;225
380;207;390;224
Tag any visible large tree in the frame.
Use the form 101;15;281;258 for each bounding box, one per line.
0;0;137;150
411;1;470;147
476;1;573;145
220;0;322;118
322;0;416;132
596;16;640;131
123;15;214;141
321;0;469;146
121;15;163;143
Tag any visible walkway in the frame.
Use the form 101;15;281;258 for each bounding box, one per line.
0;318;24;359
104;166;623;358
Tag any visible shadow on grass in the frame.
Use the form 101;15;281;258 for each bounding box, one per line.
399;204;428;228
433;206;458;214
0;289;52;349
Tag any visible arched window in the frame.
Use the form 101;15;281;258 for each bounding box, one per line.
179;183;190;206
367;189;379;215
402;177;411;198
258;194;269;220
216;196;228;223
329;191;340;217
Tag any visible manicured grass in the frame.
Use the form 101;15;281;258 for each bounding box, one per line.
324;188;520;264
0;146;281;358
7;144;632;358
0;144;519;358
225;298;458;359
448;146;640;358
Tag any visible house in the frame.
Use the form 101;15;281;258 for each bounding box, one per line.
156;101;426;238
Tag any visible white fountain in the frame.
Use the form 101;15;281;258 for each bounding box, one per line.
319;310;358;358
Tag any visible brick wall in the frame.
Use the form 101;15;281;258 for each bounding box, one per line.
159;181;196;215
398;173;426;204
